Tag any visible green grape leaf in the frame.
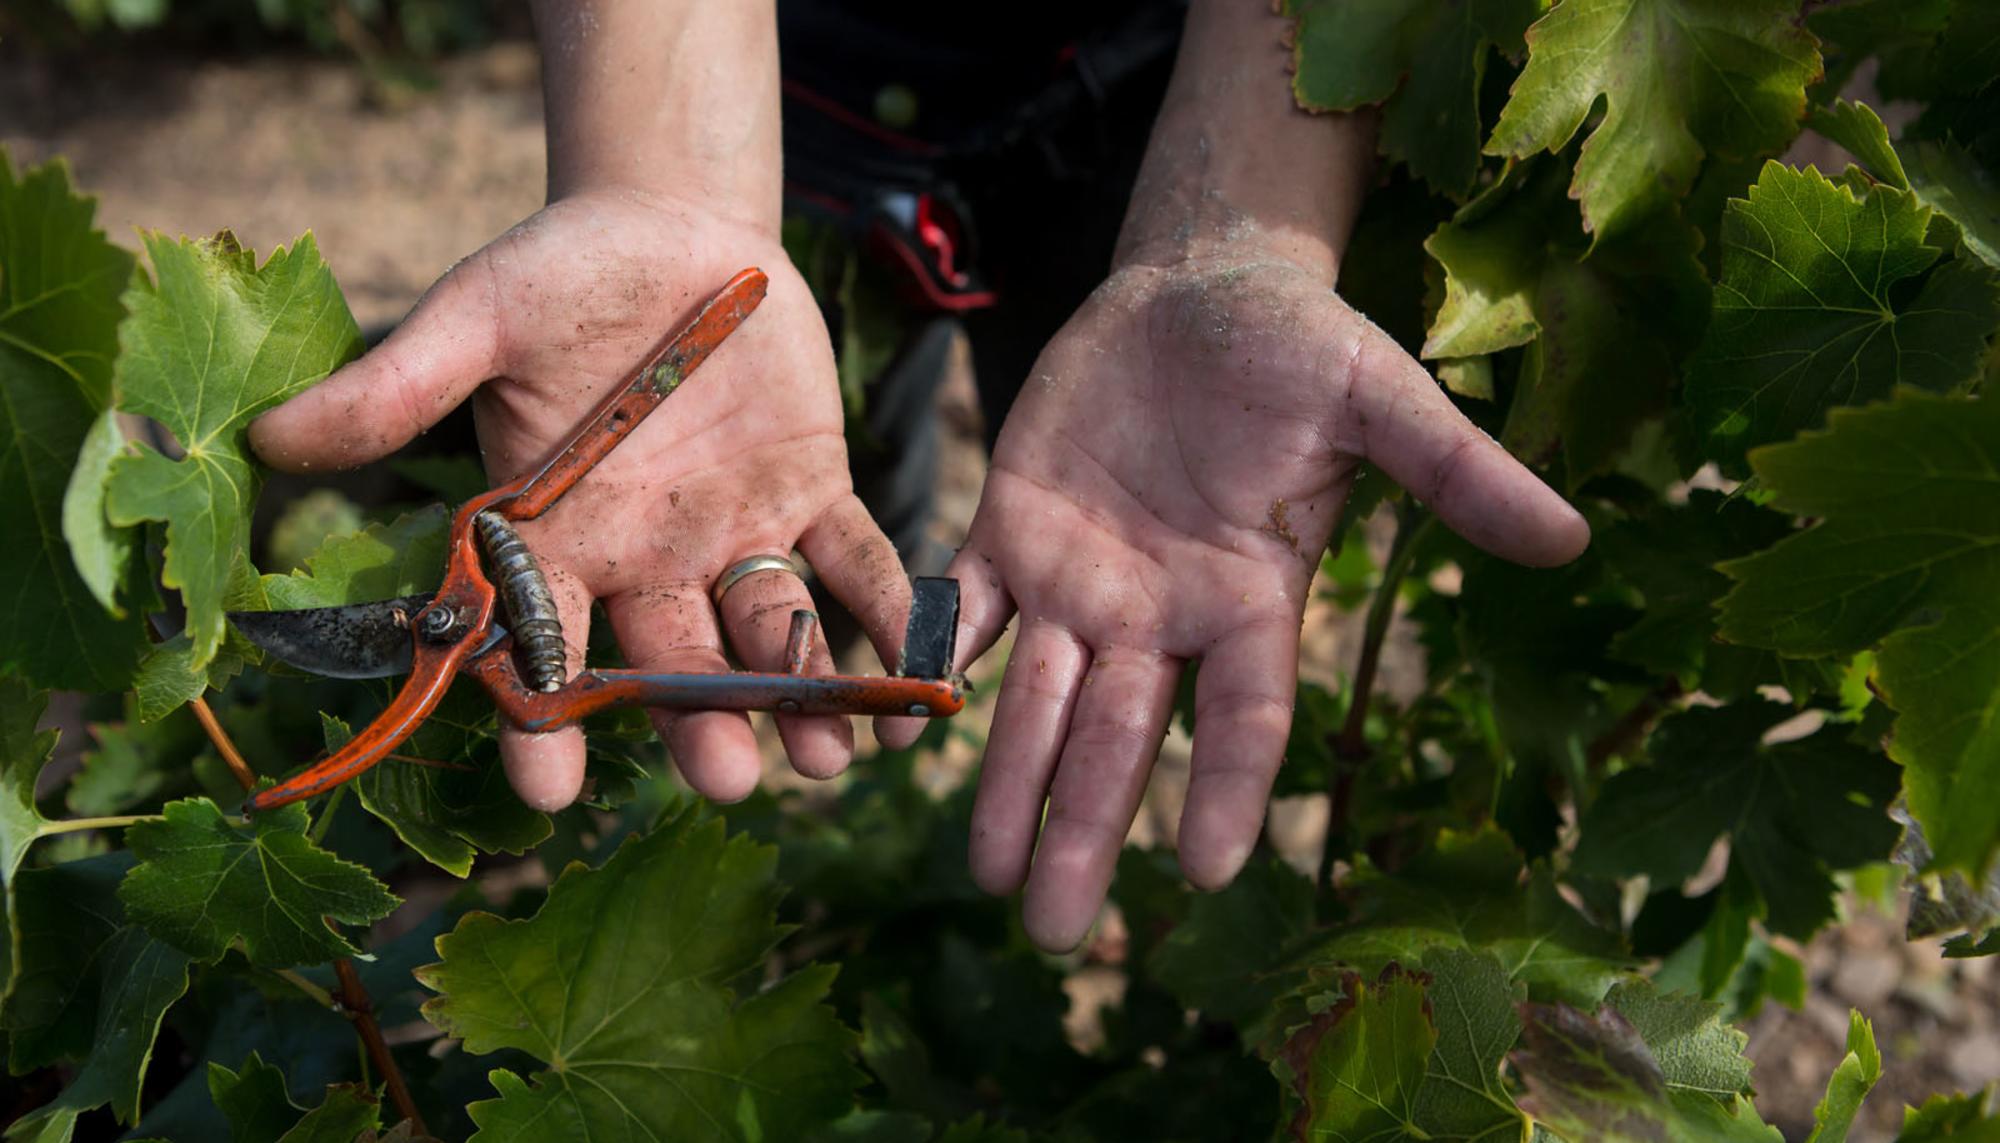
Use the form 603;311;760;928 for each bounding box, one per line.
1486;0;1820;240
0;153;151;690
1718;393;2000;872
265;489;367;573
1906;138;2000;271
210;1054;381;1143
323;708;550;878
119;796;400;966
1898;1091;2000;1141
131;546;265;722
1148;855;1315;1023
1407;947;1527;1141
263;504;448;609
1324;828;1631;1009
1808;99;1911;191
0;677;58;884
417;804;862;1141
1684;162;2000;470
100;231;362;673
1513;992;1777;1143
1806;1011;1881;1143
67;710;202;816
1290;0;1544;196
1272;966;1437;1141
1572;702;1900;939
2;854;191;1130
1423;156;1711;484
1597;491;1791;679
1604;980;1754;1100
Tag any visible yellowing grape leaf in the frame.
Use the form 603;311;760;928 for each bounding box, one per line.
1289;0;1544;196
1719;392;2000;873
1684;162;2000;470
1271;966;1436;1141
1486;0;1820;240
98;231;361;673
1572;702;1900;939
119;797;399;967
0;152;152;691
417;804;861;1142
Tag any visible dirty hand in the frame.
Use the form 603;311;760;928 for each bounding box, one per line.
941;252;1589;952
250;190;913;810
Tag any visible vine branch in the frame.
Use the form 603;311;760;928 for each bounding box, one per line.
1319;507;1434;899
193;690;426;1132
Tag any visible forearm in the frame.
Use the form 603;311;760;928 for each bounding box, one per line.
1114;0;1376;280
531;0;783;232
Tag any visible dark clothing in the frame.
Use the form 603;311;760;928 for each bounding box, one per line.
776;1;1185;572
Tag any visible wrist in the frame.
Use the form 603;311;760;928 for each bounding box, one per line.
1112;0;1375;281
532;0;783;234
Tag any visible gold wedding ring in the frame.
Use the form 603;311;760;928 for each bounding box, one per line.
712;552;807;606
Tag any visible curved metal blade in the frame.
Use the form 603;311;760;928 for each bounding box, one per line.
229;594;433;679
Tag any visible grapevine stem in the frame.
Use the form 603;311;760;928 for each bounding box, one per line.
1319;507;1434;898
334;959;428;1134
34;813;165;836
190;696;257;792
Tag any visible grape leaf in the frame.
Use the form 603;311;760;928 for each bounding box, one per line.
1603;980;1754;1100
0;676;58;884
119;796;400;966
1806;1011;1881;1143
99;231;362;673
417;804;862;1141
131;546;265;722
1423;155;1710;484
1907;139;2000;271
210;1054;382;1143
263;504;447;609
1684;162;2000;470
323;707;550;879
1317;828;1631;1008
67;709;203;816
1717;393;2000;871
1512;995;1778;1143
2;854;191;1133
1807;99;1911;191
0;152;151;691
1898;1091;2000;1142
1572;702;1900;939
1272;966;1437;1141
1485;0;1820;240
1596;490;1791;679
1289;0;1543;196
1148;855;1314;1023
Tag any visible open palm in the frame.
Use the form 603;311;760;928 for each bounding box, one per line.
946;254;1589;951
252;190;913;810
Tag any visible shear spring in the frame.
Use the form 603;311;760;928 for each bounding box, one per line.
475;510;567;692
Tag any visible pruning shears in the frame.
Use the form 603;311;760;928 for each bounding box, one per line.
231;268;966;813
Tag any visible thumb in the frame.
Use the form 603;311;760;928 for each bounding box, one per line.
250;257;499;473
1341;321;1590;568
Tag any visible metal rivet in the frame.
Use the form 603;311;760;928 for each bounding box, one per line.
907;703;930;717
778;699;801;714
419;607;457;642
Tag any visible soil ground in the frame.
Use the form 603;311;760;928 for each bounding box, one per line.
2;39;1989;1142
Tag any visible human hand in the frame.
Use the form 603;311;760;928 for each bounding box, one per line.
251;189;913;810
939;253;1588;951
